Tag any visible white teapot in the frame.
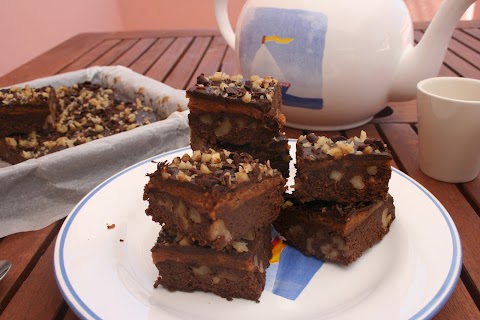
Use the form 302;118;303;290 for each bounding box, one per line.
215;0;477;130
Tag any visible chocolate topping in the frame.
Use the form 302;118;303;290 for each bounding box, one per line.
297;131;392;161
187;72;279;113
0;85;53;105
149;149;281;191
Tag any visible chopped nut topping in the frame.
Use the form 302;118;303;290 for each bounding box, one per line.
298;131;389;160
192;72;278;106
0;86;53;105
151;148;282;188
242;91;252;103
2;82;157;162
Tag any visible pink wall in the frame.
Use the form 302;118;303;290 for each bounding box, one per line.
0;0;477;79
118;0;246;30
0;0;123;78
0;0;246;78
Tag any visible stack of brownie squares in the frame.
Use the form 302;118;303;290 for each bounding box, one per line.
274;131;396;265
144;148;286;301
186;72;291;178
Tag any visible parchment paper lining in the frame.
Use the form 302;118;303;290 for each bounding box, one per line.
0;66;190;237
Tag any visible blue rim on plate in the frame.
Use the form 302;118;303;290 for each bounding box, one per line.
54;143;462;320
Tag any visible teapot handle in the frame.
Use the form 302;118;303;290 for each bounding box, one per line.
214;0;236;50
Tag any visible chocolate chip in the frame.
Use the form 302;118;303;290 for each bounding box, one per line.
331;135;347;142
225;86;240;96
371;139;386;151
243;81;252;91
196;74;210;85
239;153;253;163
357;143;366;151
306;133;317;143
364;138;373;145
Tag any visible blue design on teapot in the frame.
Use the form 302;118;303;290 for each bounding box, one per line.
239;7;328;110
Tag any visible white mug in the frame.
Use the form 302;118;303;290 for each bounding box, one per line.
417;77;480;183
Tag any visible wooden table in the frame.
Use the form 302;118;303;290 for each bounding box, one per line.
0;22;479;319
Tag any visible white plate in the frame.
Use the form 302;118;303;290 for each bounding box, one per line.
54;141;462;320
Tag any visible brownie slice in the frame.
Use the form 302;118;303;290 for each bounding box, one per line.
144;149;286;250
152;226;272;301
273;195;395;265
294;132;393;203
0;85;58;137
186;73;286;147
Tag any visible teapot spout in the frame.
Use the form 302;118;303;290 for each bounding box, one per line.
389;0;477;102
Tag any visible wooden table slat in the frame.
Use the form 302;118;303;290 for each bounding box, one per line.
63;309;80;320
283;126;303;140
453;29;480;53
462;178;480;212
186;36;228;89
1;236;64;320
462;27;480;40
414;31;480;79
107;29;220;40
145;36;194;81
432;281;480;320
164;36;213;89
0;222;60;312
89;38;139;67
0;33;107;87
60;39;122;73
371;101;418;124
379;123;480;290
220;47;241;75
112;38;157;67
438;63;460;77
129;37;175;75
445;37;480;70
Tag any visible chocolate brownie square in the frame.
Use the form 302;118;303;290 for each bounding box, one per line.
144;149;286;250
151;226;272;301
187;73;286;147
273;195;395;265
0;85;58;137
294;132;392;203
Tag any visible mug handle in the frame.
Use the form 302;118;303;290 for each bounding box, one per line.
214;0;236;50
